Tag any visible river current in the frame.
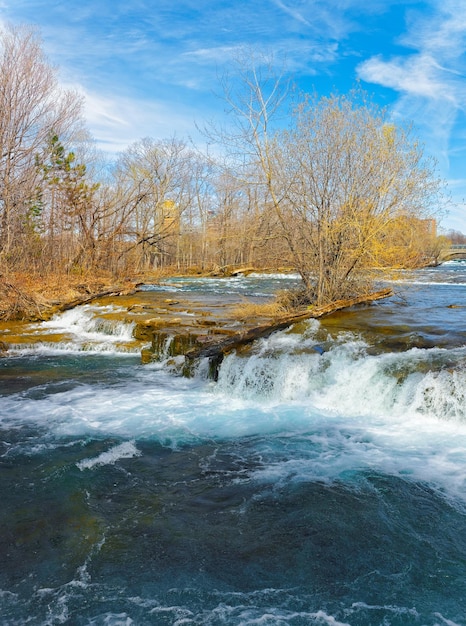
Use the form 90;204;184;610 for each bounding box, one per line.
1;262;466;625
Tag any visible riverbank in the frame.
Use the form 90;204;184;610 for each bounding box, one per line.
0;269;395;366
0;271;145;322
0;264;382;323
0;266;255;322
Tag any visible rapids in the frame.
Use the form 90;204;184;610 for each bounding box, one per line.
1;262;466;625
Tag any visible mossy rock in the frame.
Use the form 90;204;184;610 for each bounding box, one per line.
134;318;170;340
142;331;204;362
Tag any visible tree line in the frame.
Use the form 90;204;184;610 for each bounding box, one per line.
0;25;448;305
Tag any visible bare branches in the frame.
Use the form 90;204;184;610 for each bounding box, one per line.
209;69;444;305
0;24;85;260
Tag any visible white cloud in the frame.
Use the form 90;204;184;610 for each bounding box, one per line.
357;54;457;102
272;0;312;27
357;49;460;170
357;0;466;101
401;0;466;61
181;45;242;65
64;84;201;155
358;0;466;109
356;0;466;231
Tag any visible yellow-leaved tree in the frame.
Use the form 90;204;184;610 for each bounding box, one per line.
214;58;445;305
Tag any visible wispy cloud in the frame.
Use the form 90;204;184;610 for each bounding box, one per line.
272;0;312;27
401;0;466;61
180;45;243;66
358;54;457;102
357;0;466;182
59;81;201;154
358;0;466;101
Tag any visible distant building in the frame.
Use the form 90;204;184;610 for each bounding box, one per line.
162;199;180;235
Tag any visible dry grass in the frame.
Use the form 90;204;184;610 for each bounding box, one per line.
0;275;43;321
230;284;314;322
230;298;290;322
0;264;226;322
0;270;130;321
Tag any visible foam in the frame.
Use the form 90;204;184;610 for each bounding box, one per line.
41;305;135;342
76;441;141;470
3;323;466;500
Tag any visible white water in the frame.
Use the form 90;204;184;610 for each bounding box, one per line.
4;318;466;503
2;269;466;625
141;272;303;297
9;304;138;354
76;440;142;470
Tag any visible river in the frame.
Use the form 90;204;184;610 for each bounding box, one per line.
0;262;465;625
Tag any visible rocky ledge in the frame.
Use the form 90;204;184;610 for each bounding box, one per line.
94;285;394;377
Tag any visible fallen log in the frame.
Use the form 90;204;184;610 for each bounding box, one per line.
43;286;137;318
185;287;393;363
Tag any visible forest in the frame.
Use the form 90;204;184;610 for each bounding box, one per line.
0;25;450;318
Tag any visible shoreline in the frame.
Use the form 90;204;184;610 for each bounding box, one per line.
0;268;393;370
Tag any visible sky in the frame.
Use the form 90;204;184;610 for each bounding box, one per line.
1;0;466;232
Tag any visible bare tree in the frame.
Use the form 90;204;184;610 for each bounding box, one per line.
0;24;84;265
274;92;443;303
113;137;201;269
446;229;466;244
213;59;444;304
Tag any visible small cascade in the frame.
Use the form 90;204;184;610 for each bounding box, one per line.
7;304;138;354
215;327;466;423
141;331;203;364
42;305;135;340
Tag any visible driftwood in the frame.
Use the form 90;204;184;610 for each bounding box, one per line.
54;287;136;313
185;287;393;363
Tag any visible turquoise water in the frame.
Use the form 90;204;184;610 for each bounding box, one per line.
1;263;466;625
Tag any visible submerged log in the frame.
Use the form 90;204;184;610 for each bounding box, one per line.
185;288;393;365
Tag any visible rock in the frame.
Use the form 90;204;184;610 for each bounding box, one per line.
127;304;154;312
195;319;218;327
146;331;204;362
133;318;166;340
141;347;153;364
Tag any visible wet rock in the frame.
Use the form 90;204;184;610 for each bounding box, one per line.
148;331;204;362
141;347;154;364
133;318;166;341
127;304;154;312
133;317;183;340
195;319;218;327
230;267;255;276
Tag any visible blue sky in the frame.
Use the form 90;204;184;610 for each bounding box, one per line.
2;0;466;231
